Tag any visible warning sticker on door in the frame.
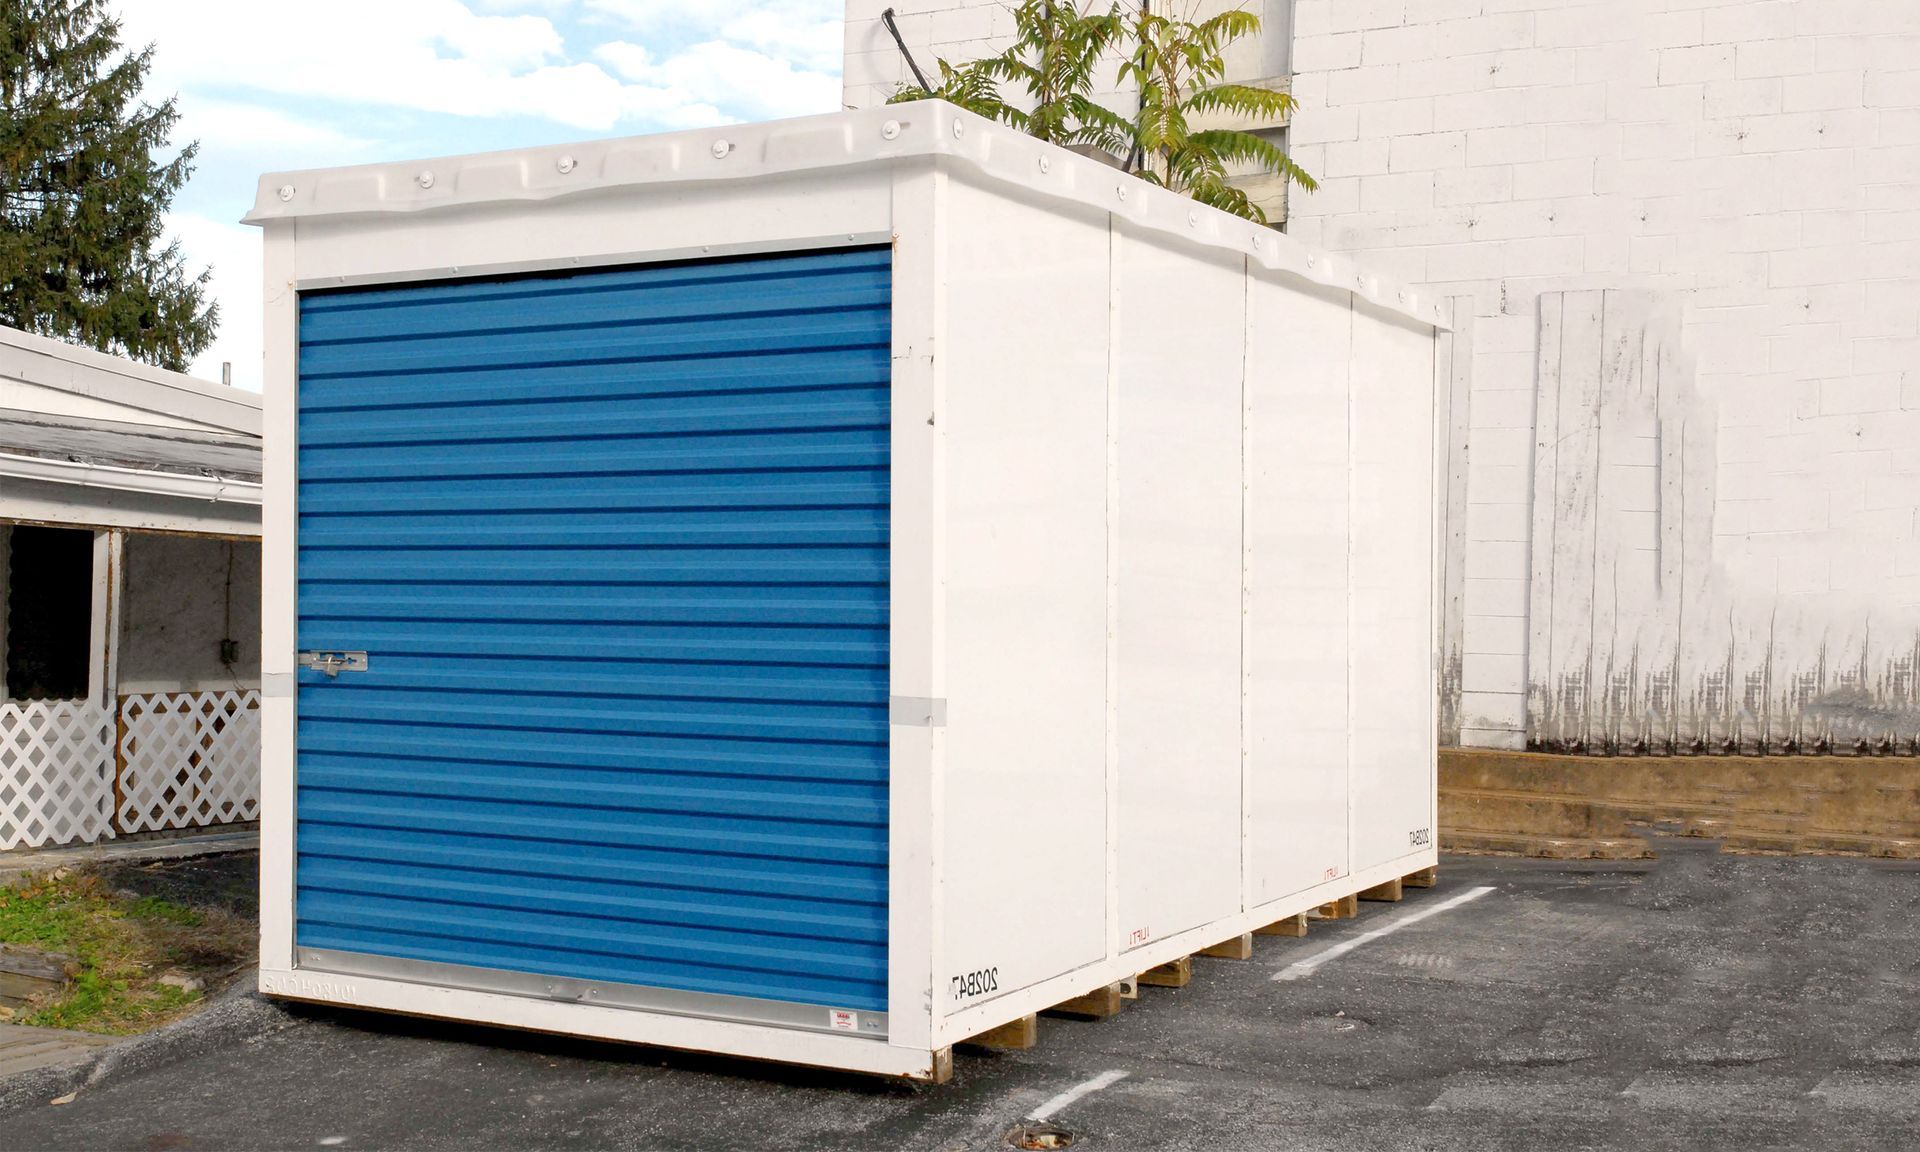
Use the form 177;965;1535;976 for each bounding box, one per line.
829;1010;859;1032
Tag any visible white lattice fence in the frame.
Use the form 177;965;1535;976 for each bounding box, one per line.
117;691;262;834
0;701;116;851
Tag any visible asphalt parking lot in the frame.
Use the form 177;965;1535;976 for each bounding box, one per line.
5;844;1916;1151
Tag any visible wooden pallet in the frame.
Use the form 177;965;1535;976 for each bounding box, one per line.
1358;877;1404;902
939;865;1441;1075
1045;983;1126;1019
1137;955;1192;988
1257;912;1310;938
1313;893;1359;920
961;1013;1038;1051
1197;932;1254;960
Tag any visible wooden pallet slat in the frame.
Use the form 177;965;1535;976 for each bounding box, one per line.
1313;893;1358;920
1137;956;1192;988
1197;933;1254;960
1359;877;1405;903
1405;866;1438;888
962;1013;1038;1051
1256;913;1310;938
1046;983;1125;1019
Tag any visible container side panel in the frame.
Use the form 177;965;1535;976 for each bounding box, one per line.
292;248;893;1017
1247;277;1354;906
1113;229;1247;950
1348;300;1439;872
936;176;1111;1014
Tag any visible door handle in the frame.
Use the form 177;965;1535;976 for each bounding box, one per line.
298;651;369;677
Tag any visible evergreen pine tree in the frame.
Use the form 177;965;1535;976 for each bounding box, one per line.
1;0;215;371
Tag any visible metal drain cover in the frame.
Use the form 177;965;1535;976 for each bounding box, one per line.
1006;1122;1076;1149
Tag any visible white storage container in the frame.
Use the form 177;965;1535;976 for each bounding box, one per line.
248;103;1442;1081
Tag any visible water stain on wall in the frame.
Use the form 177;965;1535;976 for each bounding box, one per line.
1519;290;1920;755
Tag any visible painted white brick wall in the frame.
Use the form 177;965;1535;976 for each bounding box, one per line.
1287;0;1920;750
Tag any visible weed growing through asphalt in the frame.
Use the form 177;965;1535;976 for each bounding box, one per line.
0;870;252;1034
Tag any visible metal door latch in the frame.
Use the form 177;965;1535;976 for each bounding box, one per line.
298;651;369;677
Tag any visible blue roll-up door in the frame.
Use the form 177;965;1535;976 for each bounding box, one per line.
291;248;892;1029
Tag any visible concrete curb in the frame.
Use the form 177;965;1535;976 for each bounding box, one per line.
0;832;260;887
0;975;299;1116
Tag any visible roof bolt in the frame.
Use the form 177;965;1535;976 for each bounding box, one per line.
276;184;295;202
1189;211;1199;228
881;119;902;140
416;171;435;189
711;139;732;159
952;120;965;139
1306;255;1316;268
1116;185;1127;202
557;155;577;174
1038;156;1051;174
1398;291;1407;303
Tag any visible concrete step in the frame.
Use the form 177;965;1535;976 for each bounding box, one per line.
1440;789;1614;837
1438;749;1920;860
1439;827;1653;860
1442;750;1920;807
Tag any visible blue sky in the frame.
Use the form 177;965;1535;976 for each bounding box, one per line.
115;0;846;388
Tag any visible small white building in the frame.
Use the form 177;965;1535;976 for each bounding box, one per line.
0;326;263;851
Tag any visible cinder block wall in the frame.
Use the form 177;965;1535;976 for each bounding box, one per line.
1290;0;1920;753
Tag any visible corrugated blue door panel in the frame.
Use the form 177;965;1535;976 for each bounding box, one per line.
293;247;891;1016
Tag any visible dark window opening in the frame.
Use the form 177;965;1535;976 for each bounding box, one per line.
5;526;95;701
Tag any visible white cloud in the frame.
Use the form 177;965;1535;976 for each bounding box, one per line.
438;10;567;70
588;1;843;72
120;0;841;133
596;39;839;122
721;10;842;73
125;1;621;130
167;214;263;392
469;0;576;12
171;100;373;156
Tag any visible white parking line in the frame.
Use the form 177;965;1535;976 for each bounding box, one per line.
1028;1069;1129;1121
1270;886;1498;983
